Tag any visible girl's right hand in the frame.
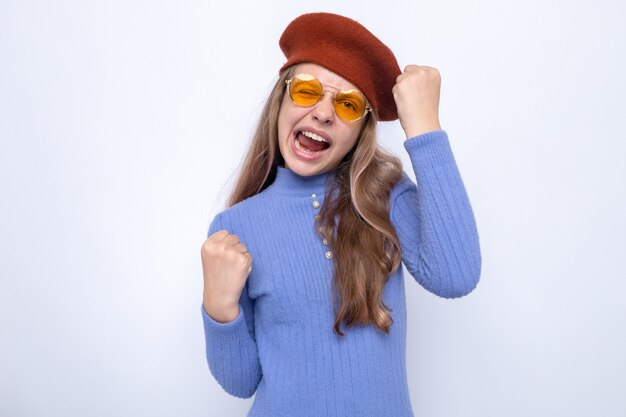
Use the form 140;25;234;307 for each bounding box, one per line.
201;230;253;323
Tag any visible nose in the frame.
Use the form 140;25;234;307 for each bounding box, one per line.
311;94;335;124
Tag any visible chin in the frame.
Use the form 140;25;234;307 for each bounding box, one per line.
287;160;331;177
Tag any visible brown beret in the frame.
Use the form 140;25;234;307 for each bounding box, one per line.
279;13;401;121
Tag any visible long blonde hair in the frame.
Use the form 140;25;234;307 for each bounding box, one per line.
227;67;404;336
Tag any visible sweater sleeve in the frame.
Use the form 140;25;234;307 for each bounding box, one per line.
201;212;262;398
390;130;481;298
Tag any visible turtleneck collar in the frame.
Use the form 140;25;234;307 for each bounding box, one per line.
267;165;335;196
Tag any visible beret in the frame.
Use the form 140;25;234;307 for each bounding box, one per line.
279;12;401;121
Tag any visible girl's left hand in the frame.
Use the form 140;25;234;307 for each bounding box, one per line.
392;64;442;139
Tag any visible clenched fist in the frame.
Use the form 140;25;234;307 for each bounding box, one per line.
201;229;252;323
392;64;442;139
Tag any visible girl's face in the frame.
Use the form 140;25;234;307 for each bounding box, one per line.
277;63;367;177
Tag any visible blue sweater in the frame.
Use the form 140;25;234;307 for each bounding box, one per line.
201;130;481;417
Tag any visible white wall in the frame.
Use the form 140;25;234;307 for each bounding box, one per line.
1;1;624;416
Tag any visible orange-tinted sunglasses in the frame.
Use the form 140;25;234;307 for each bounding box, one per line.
285;74;371;122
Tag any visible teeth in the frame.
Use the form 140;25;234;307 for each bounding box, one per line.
301;130;328;143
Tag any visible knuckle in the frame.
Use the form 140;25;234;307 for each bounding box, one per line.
203;245;218;259
201;239;214;254
211;229;227;238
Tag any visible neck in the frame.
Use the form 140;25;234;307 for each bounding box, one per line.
268;165;335;196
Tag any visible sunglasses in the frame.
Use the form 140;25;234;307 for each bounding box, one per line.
285;74;371;122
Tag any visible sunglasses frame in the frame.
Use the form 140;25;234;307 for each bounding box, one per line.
285;74;372;123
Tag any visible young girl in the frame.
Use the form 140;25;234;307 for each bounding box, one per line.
200;12;481;417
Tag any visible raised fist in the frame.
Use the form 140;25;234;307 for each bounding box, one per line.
201;229;252;323
392;64;442;138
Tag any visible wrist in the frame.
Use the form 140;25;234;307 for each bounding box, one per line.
203;293;240;323
402;121;441;139
203;301;240;323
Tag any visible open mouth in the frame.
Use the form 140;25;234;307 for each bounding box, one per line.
295;130;331;154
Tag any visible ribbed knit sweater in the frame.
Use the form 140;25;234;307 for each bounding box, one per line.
201;130;481;417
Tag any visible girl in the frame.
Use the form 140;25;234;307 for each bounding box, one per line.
200;12;481;417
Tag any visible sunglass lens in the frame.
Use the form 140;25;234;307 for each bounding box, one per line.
335;91;367;121
289;75;323;106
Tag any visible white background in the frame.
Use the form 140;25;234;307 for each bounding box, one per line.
1;1;625;416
